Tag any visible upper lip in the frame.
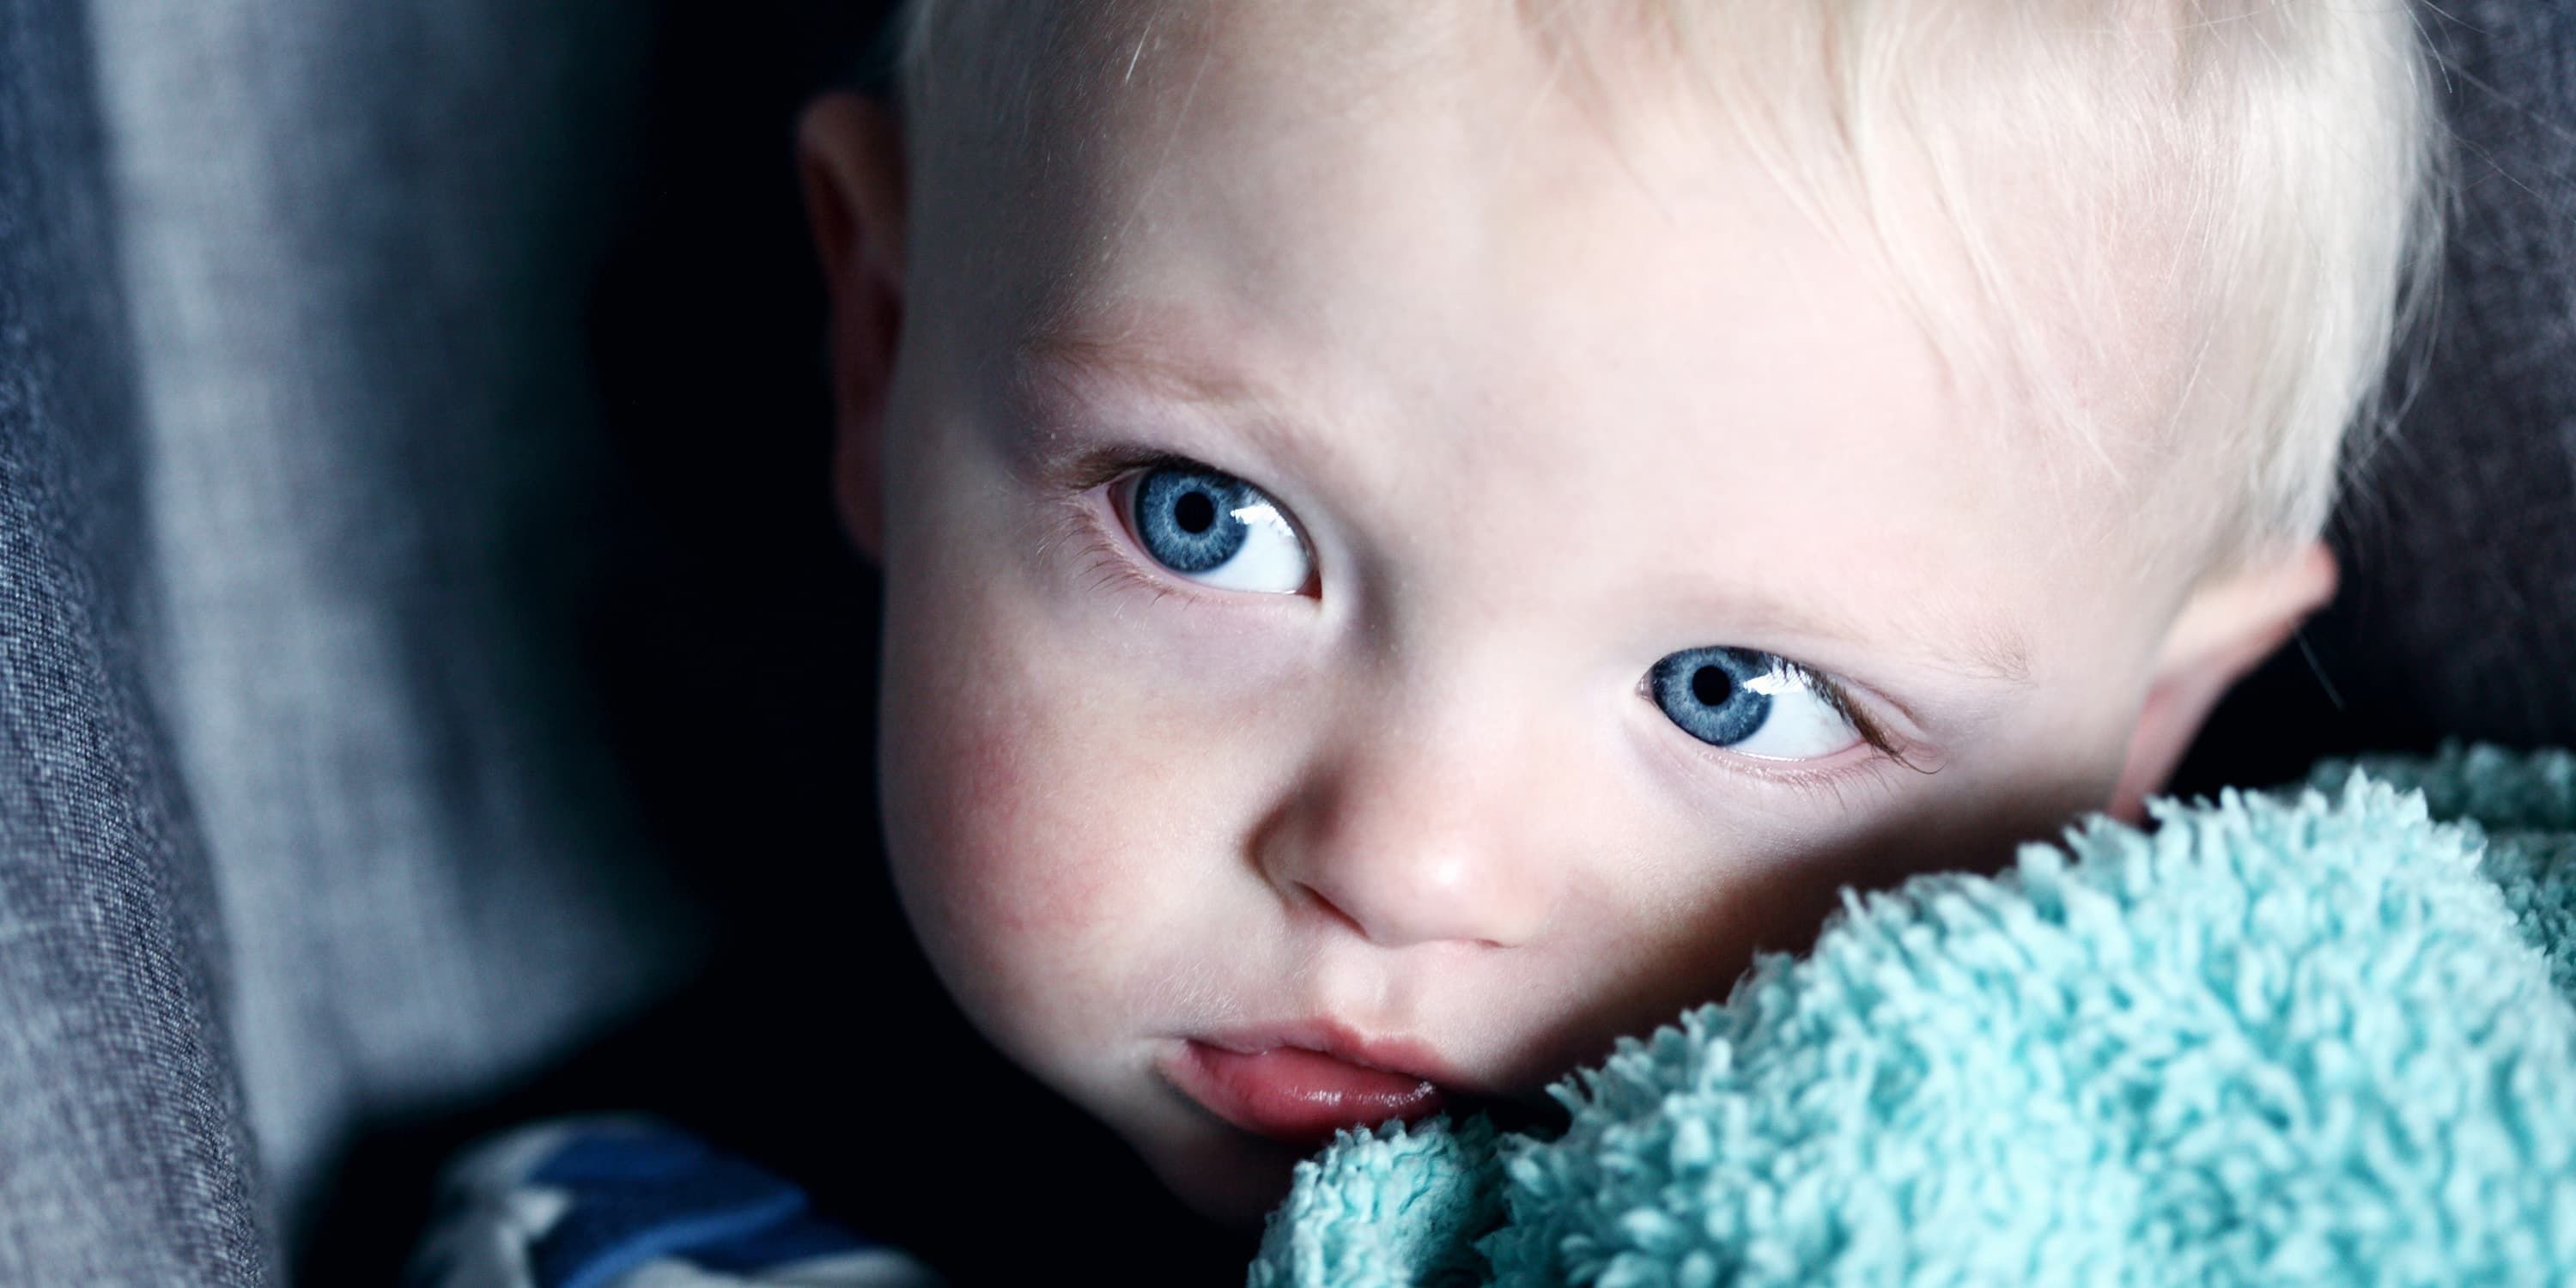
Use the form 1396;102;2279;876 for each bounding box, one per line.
1194;1018;1493;1095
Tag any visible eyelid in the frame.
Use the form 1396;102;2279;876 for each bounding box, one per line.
1049;444;1204;501
1638;658;1927;781
1778;661;1940;774
1773;660;1897;760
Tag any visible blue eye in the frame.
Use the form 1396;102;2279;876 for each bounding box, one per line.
1127;464;1312;594
1648;646;1861;760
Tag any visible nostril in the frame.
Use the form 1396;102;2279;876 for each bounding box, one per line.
1291;877;1522;950
1293;880;1374;939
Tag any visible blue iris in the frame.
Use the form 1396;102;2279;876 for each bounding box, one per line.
1133;465;1258;574
1648;647;1776;747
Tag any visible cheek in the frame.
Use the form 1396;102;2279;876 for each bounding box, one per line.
877;612;1139;1032
1504;719;2134;1084
870;538;1286;1070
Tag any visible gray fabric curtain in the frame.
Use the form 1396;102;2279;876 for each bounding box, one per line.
0;5;273;1281
3;2;711;1281
82;0;704;1247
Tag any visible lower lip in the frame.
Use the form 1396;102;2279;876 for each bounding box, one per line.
1163;1040;1446;1147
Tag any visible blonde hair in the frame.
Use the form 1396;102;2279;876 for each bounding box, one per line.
889;1;2445;572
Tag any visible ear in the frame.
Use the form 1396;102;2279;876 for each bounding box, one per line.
2108;540;2338;823
798;91;908;562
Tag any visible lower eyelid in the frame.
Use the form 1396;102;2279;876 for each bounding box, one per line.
1063;482;1309;611
1669;731;1899;796
1061;490;1179;602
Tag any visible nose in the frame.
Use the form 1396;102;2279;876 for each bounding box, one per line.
1253;710;1569;950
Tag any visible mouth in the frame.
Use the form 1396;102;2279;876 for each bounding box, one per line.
1158;1024;1471;1150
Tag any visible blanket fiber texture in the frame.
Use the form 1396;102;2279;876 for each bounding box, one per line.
1247;745;2576;1286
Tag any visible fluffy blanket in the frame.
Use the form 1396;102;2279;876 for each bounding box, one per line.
1247;745;2576;1286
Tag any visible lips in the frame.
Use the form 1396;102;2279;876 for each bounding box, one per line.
1163;1032;1453;1148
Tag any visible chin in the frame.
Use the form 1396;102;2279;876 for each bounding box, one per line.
1137;1123;1308;1228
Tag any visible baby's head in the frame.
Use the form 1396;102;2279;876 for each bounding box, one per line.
799;0;2439;1222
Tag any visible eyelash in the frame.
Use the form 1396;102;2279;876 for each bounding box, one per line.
1044;445;1936;791
1700;747;1926;808
1072;513;1192;606
1633;663;1935;794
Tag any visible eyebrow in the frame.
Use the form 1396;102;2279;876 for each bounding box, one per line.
1015;309;2040;694
1941;626;2034;688
1017;309;1290;417
1754;598;2037;690
1013;307;1352;490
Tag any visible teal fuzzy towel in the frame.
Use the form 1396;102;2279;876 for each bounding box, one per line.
1247;745;2576;1286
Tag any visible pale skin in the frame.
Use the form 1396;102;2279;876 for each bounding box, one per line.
799;4;2338;1225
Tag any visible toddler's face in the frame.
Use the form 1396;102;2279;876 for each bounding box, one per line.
809;5;2330;1224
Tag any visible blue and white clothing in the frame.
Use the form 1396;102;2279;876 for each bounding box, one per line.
409;1120;939;1288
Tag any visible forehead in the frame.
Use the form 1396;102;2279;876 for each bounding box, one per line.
918;3;2148;676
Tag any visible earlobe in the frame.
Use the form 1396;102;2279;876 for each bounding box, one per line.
798;91;908;563
2108;541;2338;823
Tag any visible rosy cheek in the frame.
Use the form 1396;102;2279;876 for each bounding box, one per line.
902;703;1073;927
883;617;1166;993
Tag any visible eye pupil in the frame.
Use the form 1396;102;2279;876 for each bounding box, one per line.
1175;489;1217;534
1689;665;1730;707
